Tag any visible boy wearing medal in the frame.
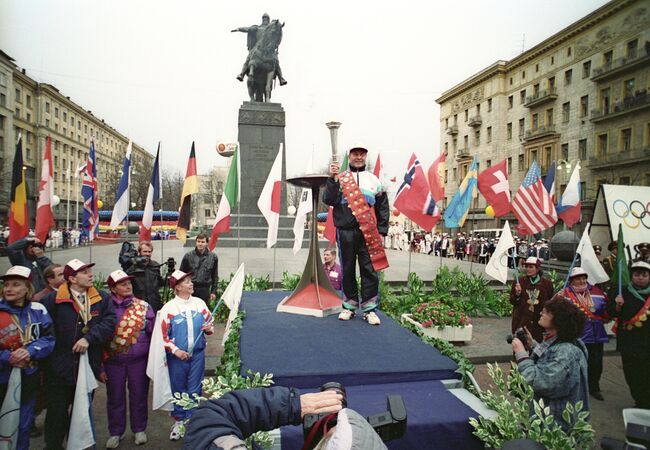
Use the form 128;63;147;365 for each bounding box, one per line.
561;267;610;400
102;270;155;448
0;266;55;450
41;258;116;450
509;256;554;342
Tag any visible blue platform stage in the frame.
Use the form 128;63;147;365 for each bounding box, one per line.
238;292;485;449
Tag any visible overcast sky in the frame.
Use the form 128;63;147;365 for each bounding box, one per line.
1;0;608;179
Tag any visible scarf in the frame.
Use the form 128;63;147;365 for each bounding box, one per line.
528;274;541;285
628;283;650;304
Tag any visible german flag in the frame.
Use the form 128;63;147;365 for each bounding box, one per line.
176;142;199;243
8;134;28;244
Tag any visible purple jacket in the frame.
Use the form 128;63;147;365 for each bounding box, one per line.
323;262;342;291
105;295;155;363
564;284;609;344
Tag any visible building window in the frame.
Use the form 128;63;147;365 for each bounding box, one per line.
26;95;31;107
507;122;513;139
63;111;67;121
444;170;448;183
619;176;630;185
487;126;492;143
627;39;638;57
453;167;457;180
475;129;480;146
522;70;526;79
600;88;611;113
520;90;526;104
54;156;58;166
509;77;513;85
507;157;512;174
533;83;540;96
487;98;492;112
582;61;591;78
580;95;588;117
476;104;480;114
508;95;513;109
45;119;50;127
464;109;468;122
463;135;468;148
603;50;613;66
597;134;608;154
621;128;632;152
26;113;31;122
453;114;457;125
15;107;20;117
551;56;554;65
54;107;59;118
0;93;5;107
205;209;211;217
445;118;448;129
624;78;635;98
77;120;81;130
546;108;553;125
519;118;525;136
561;143;568;160
562;102;570;122
565;69;572;85
535;63;539;72
444;142;448;152
45;102;50;113
0;72;6;86
532;113;539;129
486;159;491;168
578;139;587;160
548;76;555;90
518;154;524;171
26;148;31;160
26;132;31;144
15;88;21;102
567;47;572;57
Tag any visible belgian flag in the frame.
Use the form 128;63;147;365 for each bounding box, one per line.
8;134;28;244
176;142;199;243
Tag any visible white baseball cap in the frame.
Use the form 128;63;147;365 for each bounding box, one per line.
0;266;32;281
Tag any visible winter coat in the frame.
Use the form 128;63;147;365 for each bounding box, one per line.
509;275;555;342
0;299;55;383
6;237;53;292
41;283;116;384
323;167;389;235
180;249;219;294
607;284;650;354
563;284;609;344
125;259;164;311
104;294;155;363
159;295;212;355
516;336;590;433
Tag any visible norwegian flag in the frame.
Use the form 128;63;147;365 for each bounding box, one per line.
511;160;557;236
81;141;99;242
394;153;441;232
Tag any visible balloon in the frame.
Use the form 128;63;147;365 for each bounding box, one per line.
485;205;495;218
287;205;297;216
392;209;400;217
97;200;104;209
52;195;61;207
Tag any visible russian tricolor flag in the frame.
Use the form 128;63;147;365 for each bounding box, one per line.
556;161;582;228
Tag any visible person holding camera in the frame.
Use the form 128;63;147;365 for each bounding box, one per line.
511;296;589;432
6;237;53;292
180;234;219;303
510;256;555;342
123;241;166;312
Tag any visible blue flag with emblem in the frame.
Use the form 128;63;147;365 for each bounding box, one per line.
443;156;478;228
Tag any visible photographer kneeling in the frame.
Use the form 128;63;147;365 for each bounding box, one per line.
511;296;589;432
182;386;388;450
120;241;168;312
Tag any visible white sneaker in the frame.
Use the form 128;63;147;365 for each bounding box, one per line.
170;421;183;441
338;309;355;321
106;434;123;449
134;432;148;445
364;311;381;326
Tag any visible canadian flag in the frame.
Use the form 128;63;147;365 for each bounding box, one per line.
35;136;55;242
257;144;283;248
477;159;511;217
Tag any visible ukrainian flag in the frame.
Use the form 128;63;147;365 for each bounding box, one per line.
8;134;28;243
443;156;478;228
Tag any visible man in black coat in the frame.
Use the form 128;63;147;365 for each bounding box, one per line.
180;233;219;303
124;240;165;311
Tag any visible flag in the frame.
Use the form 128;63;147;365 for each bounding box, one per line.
485;221;516;283
257;144;283;248
109;140;132;230
176;143;199;244
576;223;609;284
612;224;630;293
556;161;582;228
146;311;173;411
140;144;161;241
35;136;55;243
0;367;20;449
443;156;478;228
222;263;245;344
373;153;383;180
477;159;511;217
323;154;348;245
292;188;312;254
427;152;446;202
511;161;557;236
8;134;28;244
66;353;98;450
394;153;441;231
543;160;556;200
81;141;99;242
209;146;240;250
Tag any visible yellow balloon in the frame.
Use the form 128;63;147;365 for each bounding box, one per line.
485;205;495;218
97;200;104;209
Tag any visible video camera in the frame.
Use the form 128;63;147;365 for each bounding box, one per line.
302;382;407;448
506;327;529;351
118;241;148;272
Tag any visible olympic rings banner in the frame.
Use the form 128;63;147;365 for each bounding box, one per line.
592;184;650;254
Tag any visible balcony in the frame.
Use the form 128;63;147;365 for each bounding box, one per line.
591;48;650;82
524;88;558;108
468;115;482;128
446;125;458;135
587;147;650;170
456;148;471;160
591;92;650;122
524;124;558;141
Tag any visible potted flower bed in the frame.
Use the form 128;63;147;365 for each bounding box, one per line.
401;301;473;343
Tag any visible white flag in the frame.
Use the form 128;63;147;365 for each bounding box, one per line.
222;263;245;344
257;144;283;248
146;311;173;411
485;221;516;284
576;223;610;284
292;188;312;254
66;353;98;450
0;368;21;450
109;140;132;230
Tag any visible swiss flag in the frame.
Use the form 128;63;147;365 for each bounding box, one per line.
477;159;511;217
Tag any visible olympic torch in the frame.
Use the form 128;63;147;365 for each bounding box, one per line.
326;121;341;164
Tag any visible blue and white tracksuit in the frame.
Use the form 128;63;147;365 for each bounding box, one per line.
159;295;212;420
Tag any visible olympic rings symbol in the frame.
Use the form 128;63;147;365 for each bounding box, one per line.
612;199;650;229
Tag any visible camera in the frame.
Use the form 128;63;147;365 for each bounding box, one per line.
165;257;176;273
506;327;529;350
118;241;148;272
302;382;406;447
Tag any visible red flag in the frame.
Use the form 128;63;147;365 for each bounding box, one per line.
394;153;441;232
373;154;382;179
35;137;55;242
323;207;336;245
477;159;511;217
9;135;28;243
427;152;445;202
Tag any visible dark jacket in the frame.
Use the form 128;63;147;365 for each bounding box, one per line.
323;168;389;235
509;275;555;342
0;299;55;384
182;386;302;450
41;283;116;384
180;249;219;294
607;284;650;353
6;237;53;292
125;259;164;311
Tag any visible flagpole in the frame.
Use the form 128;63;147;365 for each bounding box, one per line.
272;244;277;289
160;143;164;260
66;161;72;230
75;175;80;229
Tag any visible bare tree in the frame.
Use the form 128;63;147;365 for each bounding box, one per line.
161;168;184;211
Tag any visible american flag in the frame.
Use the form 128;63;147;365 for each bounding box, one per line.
81;141;99;241
511;161;557;235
